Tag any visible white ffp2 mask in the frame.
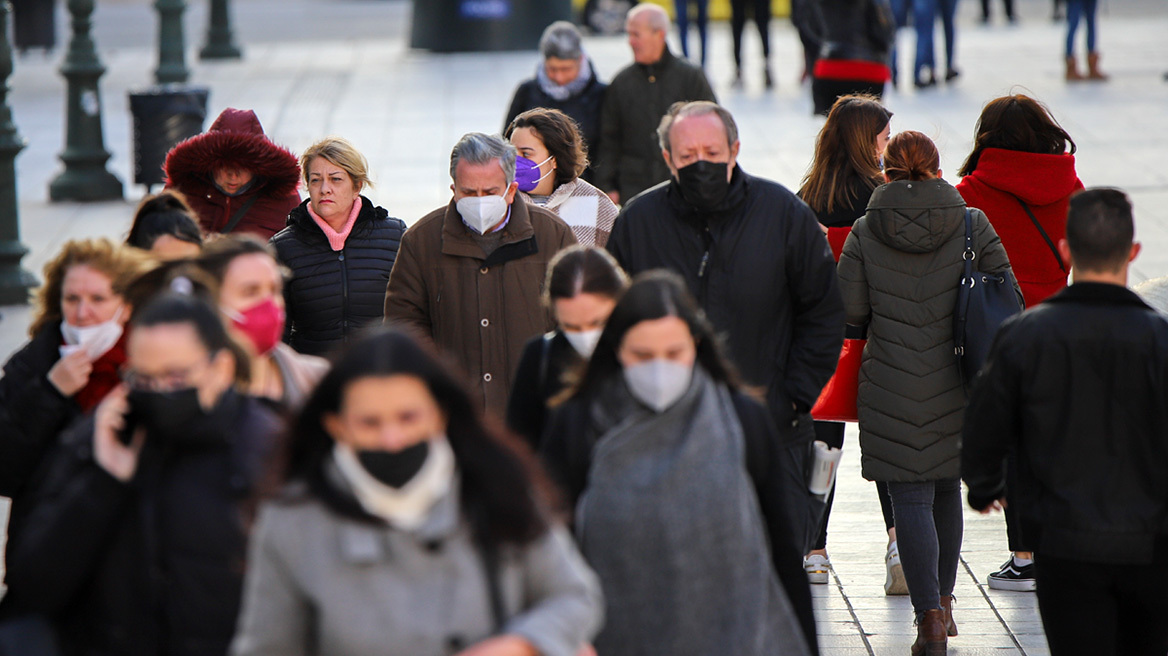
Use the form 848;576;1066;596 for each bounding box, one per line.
623;358;693;413
457;195;509;234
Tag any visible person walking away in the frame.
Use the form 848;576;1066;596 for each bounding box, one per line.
956;94;1083;592
837;130;1018;655
1064;0;1107;80
963;188;1168;656
674;0;710;66
730;0;774;88
805;0;895;115
798;95;904;594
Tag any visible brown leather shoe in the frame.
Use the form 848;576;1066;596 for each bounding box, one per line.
911;609;948;655
939;595;958;637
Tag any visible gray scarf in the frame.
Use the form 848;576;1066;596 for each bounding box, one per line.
578;368;811;656
536;56;594;102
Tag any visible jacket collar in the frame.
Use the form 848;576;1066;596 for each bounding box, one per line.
289;196;377;235
1044;281;1153;310
638;47;677;79
441;197;536;260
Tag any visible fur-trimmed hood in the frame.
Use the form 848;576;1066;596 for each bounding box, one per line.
164;108;300;200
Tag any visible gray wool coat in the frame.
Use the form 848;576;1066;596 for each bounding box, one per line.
230;486;603;656
837;178;1017;482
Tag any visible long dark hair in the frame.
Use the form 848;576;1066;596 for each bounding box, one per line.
126;190;204;251
569;270;739;401
800;95;892;216
285;328;555;546
958;94;1076;177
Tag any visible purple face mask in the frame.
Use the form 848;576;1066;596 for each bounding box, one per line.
515;155;554;192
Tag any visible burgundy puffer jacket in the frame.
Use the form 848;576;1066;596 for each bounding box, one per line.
163;108;302;239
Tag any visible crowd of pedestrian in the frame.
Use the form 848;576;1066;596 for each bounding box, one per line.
0;4;1164;656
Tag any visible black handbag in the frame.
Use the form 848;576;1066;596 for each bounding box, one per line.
953;209;1024;385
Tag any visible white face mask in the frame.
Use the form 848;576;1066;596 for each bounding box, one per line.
623;358;693;413
60;305;124;360
563;328;603;359
457;195;509;235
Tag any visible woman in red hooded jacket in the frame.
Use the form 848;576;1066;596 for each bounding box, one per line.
956;94;1083;309
163;108;302;239
955;93;1082;593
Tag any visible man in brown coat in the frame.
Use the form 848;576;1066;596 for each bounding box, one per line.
385;133;577;414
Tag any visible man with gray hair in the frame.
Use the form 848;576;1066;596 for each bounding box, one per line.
607;104;843;639
596;3;715;205
505;21;607;181
385;132;577;413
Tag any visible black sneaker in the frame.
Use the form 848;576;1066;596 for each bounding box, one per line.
987;558;1036;591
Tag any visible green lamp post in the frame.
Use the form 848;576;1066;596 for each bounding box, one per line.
155;0;189;84
0;2;37;303
48;0;122;203
200;0;242;60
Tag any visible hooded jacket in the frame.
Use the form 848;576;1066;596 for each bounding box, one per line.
956;148;1082;307
383;199;577;415
594;48;716;202
272;197;406;357
164;108;302;239
606;168;844;439
838;179;1016;482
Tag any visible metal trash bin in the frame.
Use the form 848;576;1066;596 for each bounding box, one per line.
12;0;56;52
128;86;210;190
411;0;572;52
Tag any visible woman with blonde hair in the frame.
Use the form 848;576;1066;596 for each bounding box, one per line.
0;238;153;497
271;136;406;356
838;131;1018;654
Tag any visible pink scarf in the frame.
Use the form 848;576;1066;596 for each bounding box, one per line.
308;198;362;251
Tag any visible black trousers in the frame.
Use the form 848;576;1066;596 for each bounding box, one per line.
729;0;772;67
1035;548;1168;656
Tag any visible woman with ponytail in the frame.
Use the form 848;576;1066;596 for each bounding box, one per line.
837;131;1018;655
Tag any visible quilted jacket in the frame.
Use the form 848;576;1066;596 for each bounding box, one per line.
838;178;1015;482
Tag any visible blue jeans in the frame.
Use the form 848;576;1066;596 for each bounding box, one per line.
887;478;964;615
912;0;959;79
888;0;909;85
674;0;710;66
1066;0;1098;56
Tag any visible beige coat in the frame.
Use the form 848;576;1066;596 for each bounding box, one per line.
384;199;576;414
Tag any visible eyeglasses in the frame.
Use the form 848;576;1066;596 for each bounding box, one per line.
121;360;210;393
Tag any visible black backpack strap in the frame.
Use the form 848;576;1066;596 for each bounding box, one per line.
476;538;507;632
221;194;260;234
956;208;974;356
1010;195;1067;273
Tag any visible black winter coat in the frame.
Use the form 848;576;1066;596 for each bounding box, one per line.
804;0;894;63
506;331;583;449
542;390;819;656
594;48;716;202
2;391;281;656
271;197;405;356
0;326;79;498
606;168;845;439
963;283;1168;564
504;62;607;182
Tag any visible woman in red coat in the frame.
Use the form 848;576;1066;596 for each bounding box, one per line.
955;93;1082;594
956;94;1083;309
163;108;302;239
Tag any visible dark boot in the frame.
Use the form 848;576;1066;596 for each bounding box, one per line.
911;609;948;655
939;595;958;637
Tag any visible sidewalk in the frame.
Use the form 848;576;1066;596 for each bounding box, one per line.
6;1;1168;653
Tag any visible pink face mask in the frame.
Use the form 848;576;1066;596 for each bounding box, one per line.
225;297;285;356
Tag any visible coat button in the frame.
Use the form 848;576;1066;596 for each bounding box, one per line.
338;254;345;261
480;318;489;327
480;267;489;274
483;373;492;382
424;539;443;553
446;635;466;651
648;75;656;83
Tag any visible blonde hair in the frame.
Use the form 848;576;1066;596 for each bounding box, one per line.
30;238;156;337
300;136;373;191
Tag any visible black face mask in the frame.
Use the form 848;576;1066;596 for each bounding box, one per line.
676;160;730;212
356;441;430;489
126;387;229;447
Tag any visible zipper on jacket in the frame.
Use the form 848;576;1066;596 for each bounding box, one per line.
697;226;713;302
339;247;350;341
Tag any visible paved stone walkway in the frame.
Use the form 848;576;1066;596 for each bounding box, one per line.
5;1;1168;653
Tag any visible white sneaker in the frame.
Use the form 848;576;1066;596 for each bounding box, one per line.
884;541;908;595
804;554;831;584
